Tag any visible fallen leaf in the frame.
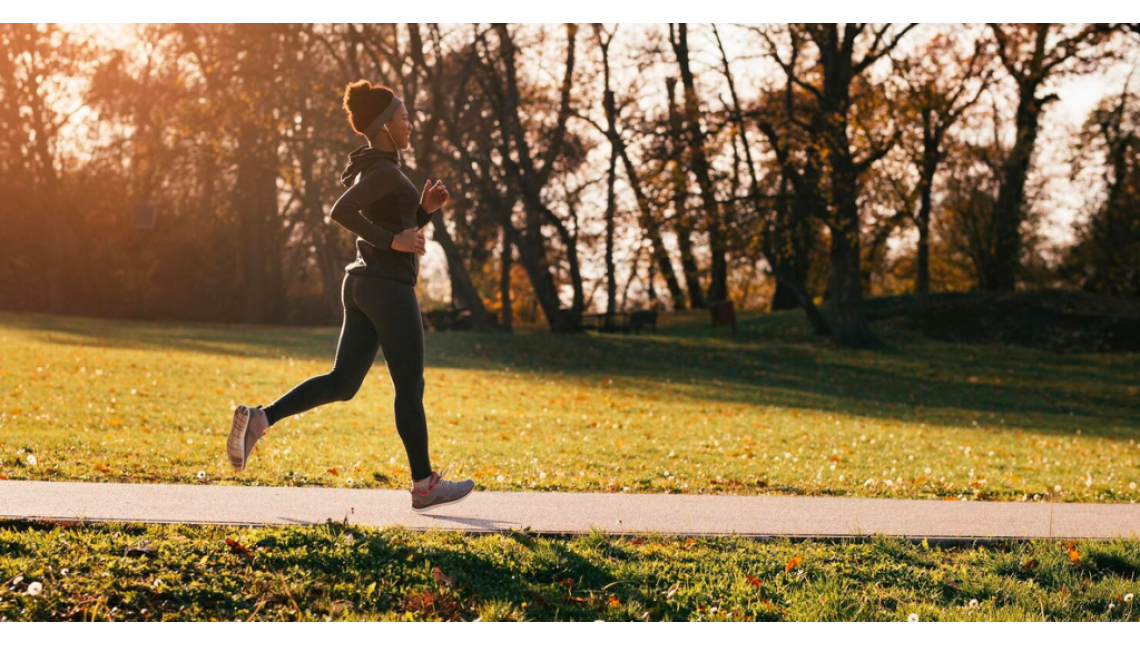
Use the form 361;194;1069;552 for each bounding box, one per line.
432;566;456;586
225;537;253;559
745;573;762;588
784;556;804;573
608;596;620;607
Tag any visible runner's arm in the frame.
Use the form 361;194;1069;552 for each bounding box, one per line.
329;169;397;250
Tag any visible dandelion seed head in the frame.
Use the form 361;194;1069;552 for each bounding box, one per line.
907;613;919;622
1125;593;1134;603
26;455;37;466
26;581;42;596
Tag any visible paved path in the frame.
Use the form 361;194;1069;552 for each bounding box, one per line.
3;481;1140;543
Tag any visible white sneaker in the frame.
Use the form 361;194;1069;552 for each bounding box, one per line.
227;405;268;472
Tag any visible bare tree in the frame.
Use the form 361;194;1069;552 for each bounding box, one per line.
754;23;916;348
985;23;1118;292
712;23;830;335
895;28;992;301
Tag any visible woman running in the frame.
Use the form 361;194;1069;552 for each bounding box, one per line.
226;79;475;513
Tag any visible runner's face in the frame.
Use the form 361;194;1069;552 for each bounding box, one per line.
385;103;412;150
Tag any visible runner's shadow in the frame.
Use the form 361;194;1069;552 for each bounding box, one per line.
417;514;521;530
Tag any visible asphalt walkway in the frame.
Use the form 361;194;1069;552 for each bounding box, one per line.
3;480;1140;543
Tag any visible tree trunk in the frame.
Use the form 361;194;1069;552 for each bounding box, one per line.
828;156;879;348
500;224;513;331
665;76;705;310
672;24;728;303
987;79;1046;293
408;22;495;332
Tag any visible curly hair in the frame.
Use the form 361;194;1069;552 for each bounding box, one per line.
341;80;396;136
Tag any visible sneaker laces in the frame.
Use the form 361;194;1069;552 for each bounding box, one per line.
413;463;454;495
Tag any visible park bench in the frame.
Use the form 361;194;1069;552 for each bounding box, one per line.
580;312;630;333
423;307;472;331
629;309;658;334
579;309;659;334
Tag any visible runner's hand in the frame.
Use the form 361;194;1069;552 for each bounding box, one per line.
391;228;426;255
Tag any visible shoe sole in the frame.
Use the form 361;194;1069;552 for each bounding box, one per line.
227;406;250;471
411;487;475;514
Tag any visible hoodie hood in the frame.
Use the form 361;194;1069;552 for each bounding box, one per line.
340;144;400;187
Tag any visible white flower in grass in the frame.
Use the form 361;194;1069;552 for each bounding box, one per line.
196;471;206;481
496;475;505;482
346;478;354;485
26;581;42;596
60;569;68;577
1125;593;1134;603
968;599;978;608
26;454;37;466
907;613;919;622
1054;485;1062;493
1130;482;1137;491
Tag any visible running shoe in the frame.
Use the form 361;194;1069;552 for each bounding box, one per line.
410;464;475;512
227;405;268;472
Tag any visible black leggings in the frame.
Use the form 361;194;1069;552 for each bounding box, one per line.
260;272;432;481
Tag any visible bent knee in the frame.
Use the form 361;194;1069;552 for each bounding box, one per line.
328;372;366;401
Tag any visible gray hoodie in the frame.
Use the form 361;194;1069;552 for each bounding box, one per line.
330;144;435;285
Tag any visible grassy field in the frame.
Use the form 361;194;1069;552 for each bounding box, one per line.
1;301;1137;502
2;520;1139;621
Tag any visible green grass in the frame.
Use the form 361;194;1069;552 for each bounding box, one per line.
2;520;1139;621
1;303;1138;501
